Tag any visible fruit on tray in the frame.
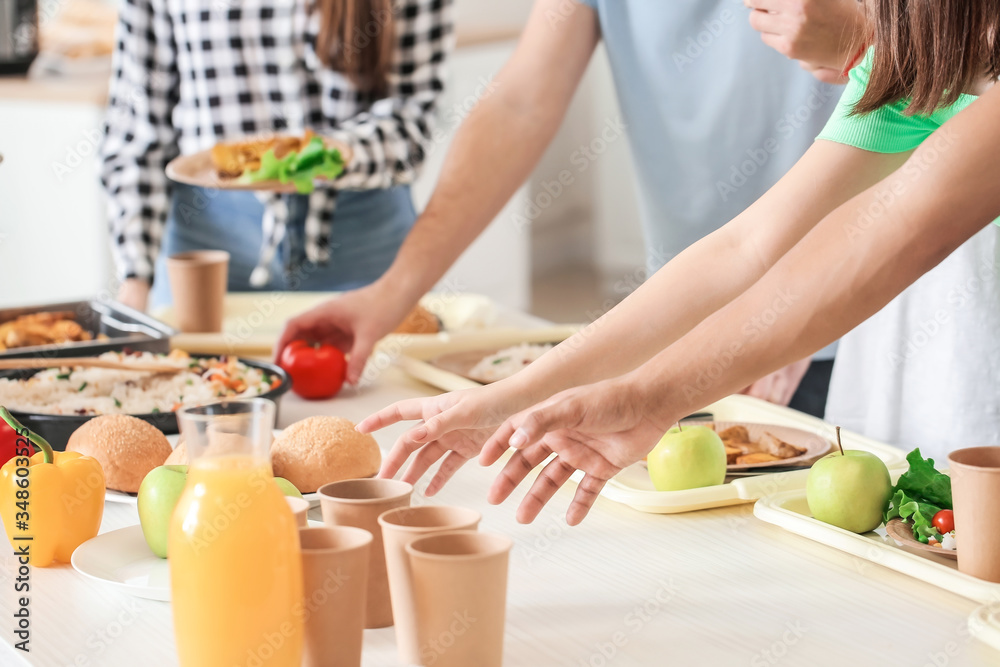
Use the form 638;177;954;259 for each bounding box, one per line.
807;450;892;533
138;464;304;558
646;425;727;492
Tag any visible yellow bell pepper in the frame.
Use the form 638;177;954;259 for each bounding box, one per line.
0;407;105;567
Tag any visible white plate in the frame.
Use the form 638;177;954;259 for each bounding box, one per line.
104;430;320;507
72;520;324;601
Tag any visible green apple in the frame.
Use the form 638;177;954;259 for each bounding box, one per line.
806;450;892;533
138;465;189;559
647;425;727;492
274;477;303;498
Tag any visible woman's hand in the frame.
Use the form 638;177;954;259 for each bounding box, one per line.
740;357;812;405
480;377;668;526
358;381;534;495
275;283;410;385
118;278;151;312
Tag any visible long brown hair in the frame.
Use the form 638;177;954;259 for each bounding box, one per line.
317;0;396;95
856;0;1000;115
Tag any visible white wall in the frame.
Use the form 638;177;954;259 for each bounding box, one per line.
0;101;111;308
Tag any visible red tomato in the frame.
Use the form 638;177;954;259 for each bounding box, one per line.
278;340;347;400
933;509;955;534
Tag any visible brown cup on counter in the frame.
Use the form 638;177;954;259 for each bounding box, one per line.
165;250;229;333
299;526;372;667
406;531;513;667
317;478;413;629
948;447;1000;582
379;506;482;664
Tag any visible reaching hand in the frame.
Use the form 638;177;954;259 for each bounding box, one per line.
275;285;408;385
118;278;151;312
479;378;667;526
745;0;868;82
358;382;532;495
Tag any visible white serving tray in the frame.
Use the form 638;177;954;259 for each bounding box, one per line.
571;394;908;515
392;325;582;392
969;604;1000;652
754;487;1000;604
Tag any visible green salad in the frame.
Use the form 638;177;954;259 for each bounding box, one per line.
884;448;953;544
243;137;345;194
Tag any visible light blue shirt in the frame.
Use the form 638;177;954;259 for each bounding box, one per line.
576;0;841;359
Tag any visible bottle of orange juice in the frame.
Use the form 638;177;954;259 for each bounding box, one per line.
170;399;303;667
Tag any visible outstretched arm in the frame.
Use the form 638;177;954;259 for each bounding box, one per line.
494;84;1000;524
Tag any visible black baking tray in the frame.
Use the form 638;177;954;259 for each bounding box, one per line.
0;356;290;451
0;300;176;359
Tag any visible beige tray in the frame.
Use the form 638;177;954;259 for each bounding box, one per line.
569;394;908;514
164;137;353;194
754;486;1000;604
154;292;504;358
969;604;1000;652
393;326;582;391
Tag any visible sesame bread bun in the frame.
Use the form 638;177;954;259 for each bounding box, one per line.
271;416;381;493
393;304;441;335
67;415;172;493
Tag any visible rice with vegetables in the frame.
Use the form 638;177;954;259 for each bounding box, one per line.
0;350;282;416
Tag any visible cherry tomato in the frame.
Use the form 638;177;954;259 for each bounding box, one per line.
932;509;955;534
278;340;347;400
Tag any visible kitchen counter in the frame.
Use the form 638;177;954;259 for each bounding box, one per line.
0;359;994;666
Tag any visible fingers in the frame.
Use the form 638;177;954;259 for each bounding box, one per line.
505;399;580;453
426;450;471;496
357;398;430;433
273;317;304;364
747;8;785;35
345;333;376;385
566;473;608;526
515;456;577;524
479;421;517;466
488;440;553;505
400;441;449;485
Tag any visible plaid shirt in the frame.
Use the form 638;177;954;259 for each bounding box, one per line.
100;0;454;285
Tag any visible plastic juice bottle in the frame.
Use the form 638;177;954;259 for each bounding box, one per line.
170;400;302;667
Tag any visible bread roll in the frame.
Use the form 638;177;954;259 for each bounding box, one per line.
271;416;381;493
393;304;441;335
67;415;172;493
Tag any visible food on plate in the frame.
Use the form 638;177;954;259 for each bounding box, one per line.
210;131;345;194
714;424;807;465
66;415;172;493
138;464;189;558
883;448;955;548
0;407;104;567
393;304;442;335
278;341;347;400
467;343;555;383
138;463;303;558
806;448;892;534
0;350;282;416
271;416;381;493
646;425;727;492
0;311;103;351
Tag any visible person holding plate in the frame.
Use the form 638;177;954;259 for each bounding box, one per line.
100;0;454;311
361;0;1000;525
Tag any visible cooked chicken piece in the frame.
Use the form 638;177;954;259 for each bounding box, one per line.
736;452;782;465
718;425;751;446
211;130;319;178
758;432;807;459
0;311;93;350
724;445;742;465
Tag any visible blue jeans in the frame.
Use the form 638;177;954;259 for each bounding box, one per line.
151;184;416;309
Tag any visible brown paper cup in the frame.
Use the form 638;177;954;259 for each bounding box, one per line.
286;496;310;528
379;506;481;664
317;479;413;629
166;250;229;333
949;447;1000;581
299;527;372;667
406;531;513;667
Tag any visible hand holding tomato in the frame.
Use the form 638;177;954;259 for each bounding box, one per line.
278;341;347;400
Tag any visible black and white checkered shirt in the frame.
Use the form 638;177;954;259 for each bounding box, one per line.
100;0;455;285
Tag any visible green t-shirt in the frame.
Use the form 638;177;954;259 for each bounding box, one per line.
817;48;978;152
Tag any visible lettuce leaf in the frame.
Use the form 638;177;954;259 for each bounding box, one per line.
243;138;344;193
882;448;952;544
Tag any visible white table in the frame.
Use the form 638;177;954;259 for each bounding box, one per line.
1;365;995;667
